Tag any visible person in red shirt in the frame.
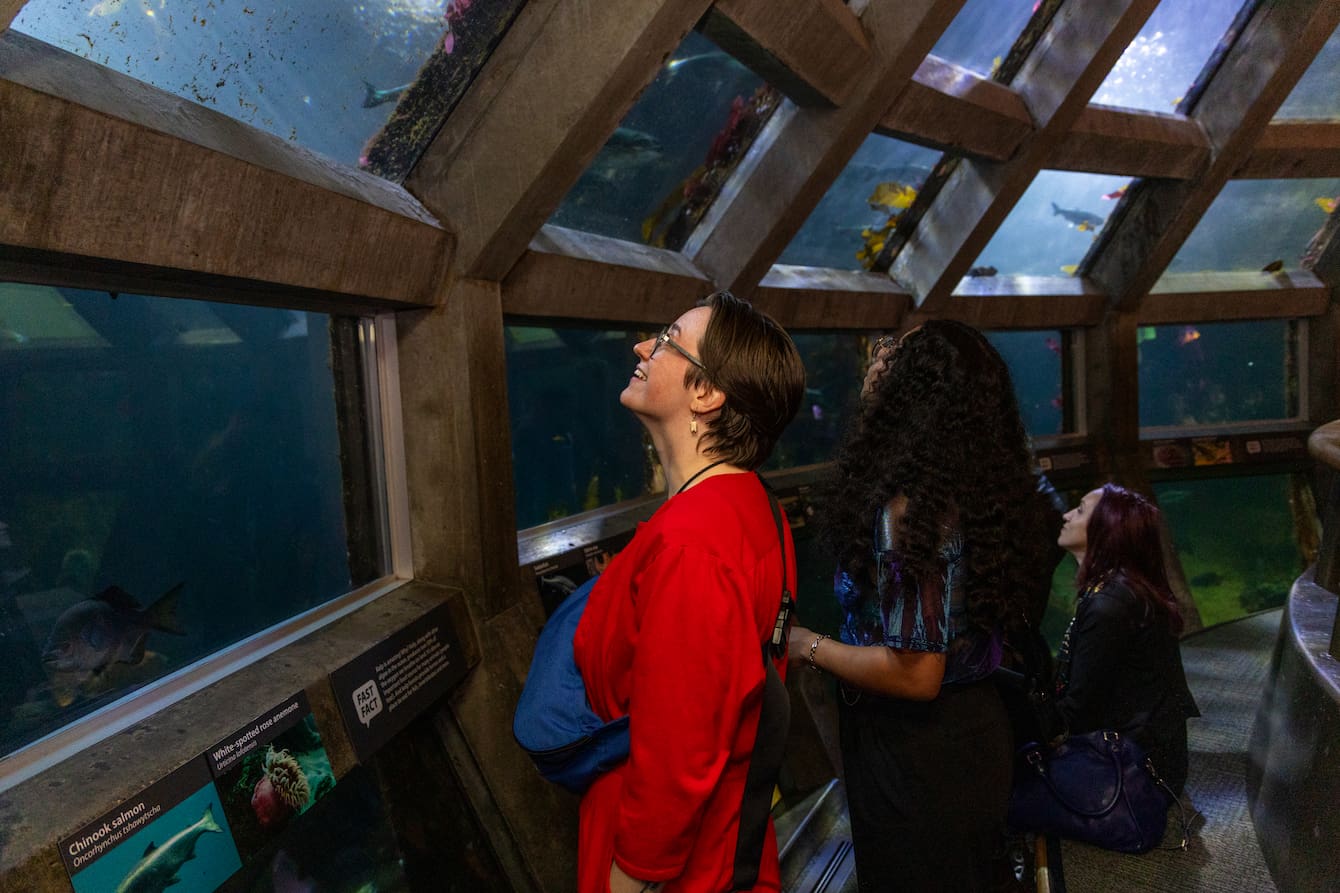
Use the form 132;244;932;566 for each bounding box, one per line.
573;290;805;893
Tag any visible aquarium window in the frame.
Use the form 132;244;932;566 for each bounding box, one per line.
1163;178;1340;275
505;324;656;529
1137;319;1297;429
11;0;526;181
764;332;868;472
1275;23;1340;120
929;0;1039;79
548;30;780;250
984;330;1068;437
0;283;384;759
1093;0;1248;113
1154;474;1314;628
970;170;1133;277
0;283;108;350
777;134;942;271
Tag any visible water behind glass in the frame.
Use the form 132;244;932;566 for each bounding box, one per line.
0;285;367;758
12;0;445;167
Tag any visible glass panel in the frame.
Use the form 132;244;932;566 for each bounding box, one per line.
971;170;1132;276
12;0;525;178
1165;178;1340;275
0;284;108;349
1093;0;1247;113
1154;474;1311;627
1137;319;1296;428
505;325;653;529
778;134;941;271
984;330;1066;437
765;333;867;470
930;0;1039;78
549;31;779;249
1276;24;1340;120
0;284;378;758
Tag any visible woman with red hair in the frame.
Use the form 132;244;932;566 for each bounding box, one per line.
1053;483;1200;794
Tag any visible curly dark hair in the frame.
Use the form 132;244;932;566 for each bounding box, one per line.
818;320;1056;637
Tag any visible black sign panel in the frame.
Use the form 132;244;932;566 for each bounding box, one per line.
59;757;243;892
205;691;313;777
328;602;467;762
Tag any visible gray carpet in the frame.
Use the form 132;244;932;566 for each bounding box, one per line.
1058;609;1282;892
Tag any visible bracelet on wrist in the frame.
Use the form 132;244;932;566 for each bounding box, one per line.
807;633;830;671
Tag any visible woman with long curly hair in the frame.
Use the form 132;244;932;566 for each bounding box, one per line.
788;320;1059;890
1052;483;1199;795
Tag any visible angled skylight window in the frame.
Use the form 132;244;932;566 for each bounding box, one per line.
1164;178;1340;275
11;0;525;179
0;284;108;350
549;30;779;250
930;0;1039;78
969;170;1132;277
777;134;941;271
1093;0;1249;113
1275;23;1340;120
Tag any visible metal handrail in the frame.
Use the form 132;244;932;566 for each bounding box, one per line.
1307;421;1340;657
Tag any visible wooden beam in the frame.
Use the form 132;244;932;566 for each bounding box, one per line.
0;32;441;225
502;226;710;325
687;0;969;296
880;55;1033;161
702;0;870;107
1;1;19;33
0;77;446;308
1139;271;1330;324
1236;121;1340;178
904;274;1110;329
405;0;712;282
1051;106;1210;178
752;265;910;329
1088;0;1340;310
889;0;1159;311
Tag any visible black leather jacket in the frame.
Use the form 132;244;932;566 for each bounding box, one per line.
1050;576;1201;794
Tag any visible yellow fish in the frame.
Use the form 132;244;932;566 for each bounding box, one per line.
1059;264;1078;275
1315;197;1337;214
868;182;917;212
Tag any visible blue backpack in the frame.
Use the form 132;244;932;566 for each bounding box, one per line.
512;575;629;795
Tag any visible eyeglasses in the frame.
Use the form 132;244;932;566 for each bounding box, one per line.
650;327;706;370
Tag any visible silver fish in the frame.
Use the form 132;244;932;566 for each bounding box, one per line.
42;583;184;675
362;79;410;109
1050;202;1105;230
115;804;222;893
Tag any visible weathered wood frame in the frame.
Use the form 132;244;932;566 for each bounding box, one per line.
4;2;1340;891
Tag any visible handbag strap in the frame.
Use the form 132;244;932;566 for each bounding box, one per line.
731;474;793;890
1145;758;1198;851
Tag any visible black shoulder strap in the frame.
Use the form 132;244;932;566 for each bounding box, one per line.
731;475;793;890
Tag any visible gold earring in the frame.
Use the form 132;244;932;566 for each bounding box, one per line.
690;413;698;436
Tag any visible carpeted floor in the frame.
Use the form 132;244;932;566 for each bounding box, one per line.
1058;609;1282;892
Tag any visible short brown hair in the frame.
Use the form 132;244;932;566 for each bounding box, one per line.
685;291;805;470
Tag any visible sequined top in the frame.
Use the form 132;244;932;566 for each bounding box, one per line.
835;506;1001;686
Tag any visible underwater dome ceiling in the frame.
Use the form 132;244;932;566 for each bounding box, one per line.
0;0;1336;332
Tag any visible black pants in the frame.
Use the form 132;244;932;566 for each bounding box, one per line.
839;679;1011;892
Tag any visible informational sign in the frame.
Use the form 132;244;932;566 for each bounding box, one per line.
59;757;242;893
329;602;468;762
206;692;335;866
527;530;634;616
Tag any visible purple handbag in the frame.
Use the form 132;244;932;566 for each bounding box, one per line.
1006;730;1180;854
